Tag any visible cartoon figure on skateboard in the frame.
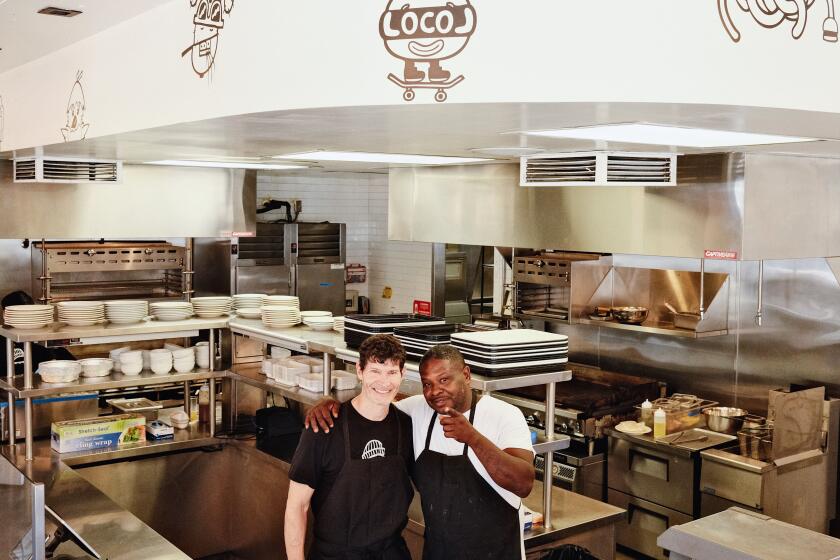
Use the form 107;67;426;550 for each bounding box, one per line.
379;0;477;102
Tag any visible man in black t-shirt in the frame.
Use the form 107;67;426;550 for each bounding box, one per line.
285;335;414;560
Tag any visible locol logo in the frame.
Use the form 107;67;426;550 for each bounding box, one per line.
718;0;838;42
379;0;477;102
61;70;89;142
182;0;234;78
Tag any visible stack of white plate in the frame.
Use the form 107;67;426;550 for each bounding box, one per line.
57;301;105;327
3;304;54;329
300;310;332;320
150;302;194;321
191;296;233;318
333;316;345;333
236;308;262;319
233;294;266;310
304;316;336;332
104;300;149;324
261;305;302;328
262;295;300;310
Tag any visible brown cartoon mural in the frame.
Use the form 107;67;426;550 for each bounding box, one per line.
61;71;89;142
379;0;477;102
718;0;838;42
182;0;234;78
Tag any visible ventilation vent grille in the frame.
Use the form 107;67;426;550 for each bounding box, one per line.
13;157;122;183
520;152;677;187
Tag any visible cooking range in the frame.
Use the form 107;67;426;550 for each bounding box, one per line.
500;364;662;500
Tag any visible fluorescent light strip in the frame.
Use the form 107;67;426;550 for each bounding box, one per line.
272;151;491;165
146;160;306;170
523;124;818;148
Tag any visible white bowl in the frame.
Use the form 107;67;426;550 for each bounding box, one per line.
120;350;143;362
151;362;172;375
78;358;113;378
121;362;143;376
171;348;194;359
39;360;81;383
173;361;195;373
169;411;190;429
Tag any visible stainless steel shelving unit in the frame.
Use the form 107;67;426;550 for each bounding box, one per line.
1;317;228;460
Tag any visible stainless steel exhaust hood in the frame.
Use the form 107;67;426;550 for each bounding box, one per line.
389;153;840;260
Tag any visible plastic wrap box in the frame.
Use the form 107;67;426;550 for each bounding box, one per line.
51;414;146;453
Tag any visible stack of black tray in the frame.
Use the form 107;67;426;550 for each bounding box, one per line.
344;314;446;349
393;324;458;362
450;329;569;377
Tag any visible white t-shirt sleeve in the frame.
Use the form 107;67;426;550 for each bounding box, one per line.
493;400;535;454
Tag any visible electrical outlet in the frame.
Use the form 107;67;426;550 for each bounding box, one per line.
293;200;303;213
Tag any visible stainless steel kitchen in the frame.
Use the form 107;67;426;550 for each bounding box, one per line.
3;2;840;560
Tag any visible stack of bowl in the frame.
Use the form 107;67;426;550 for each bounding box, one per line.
104;300;149;324
150;302;194;321
39;360;81;383
172;347;195;372
191;296;233;318
261;305;302;329
57;301;105;326
233;294;266;310
302;312;335;332
119;350;143;376
333;316;345;333
149;349;173;374
194;342;211;369
3;304;54;329
78;358;113;378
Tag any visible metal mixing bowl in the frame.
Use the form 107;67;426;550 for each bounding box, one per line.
610;306;649;324
703;406;749;434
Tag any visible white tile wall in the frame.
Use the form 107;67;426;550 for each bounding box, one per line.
257;170;432;313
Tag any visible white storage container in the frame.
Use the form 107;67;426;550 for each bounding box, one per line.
332;371;358;391
290;356;324;373
297;373;325;393
274;360;309;386
270;347;292;360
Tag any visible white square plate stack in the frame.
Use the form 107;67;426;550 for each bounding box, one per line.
233;294;266;310
57;301;105;327
450;329;569;377
261;305;301;329
190;296;233;318
3;304;54;329
150;301;194;321
104;300;149;324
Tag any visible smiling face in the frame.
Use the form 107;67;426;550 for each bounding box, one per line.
380;0;476;61
420;357;472;414
356;358;405;407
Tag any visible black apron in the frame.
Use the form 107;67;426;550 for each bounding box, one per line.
413;401;522;560
310;403;414;560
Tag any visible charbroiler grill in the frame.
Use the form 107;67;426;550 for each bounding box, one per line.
499;364;662;501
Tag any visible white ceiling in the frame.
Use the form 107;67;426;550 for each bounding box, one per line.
0;0;170;73
16;101;840;173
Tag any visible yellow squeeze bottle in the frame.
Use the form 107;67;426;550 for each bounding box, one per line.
653;408;666;438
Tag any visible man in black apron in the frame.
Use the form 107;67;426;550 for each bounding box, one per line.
285;334;415;560
307;345;535;560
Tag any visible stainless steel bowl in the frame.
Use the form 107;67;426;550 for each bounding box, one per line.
610;306;649;324
703;406;748;434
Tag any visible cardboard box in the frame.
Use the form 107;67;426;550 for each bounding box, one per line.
51;414;146;453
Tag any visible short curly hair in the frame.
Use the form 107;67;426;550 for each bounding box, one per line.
358;334;406;370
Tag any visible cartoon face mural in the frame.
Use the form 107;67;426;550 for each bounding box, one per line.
182;0;234;78
379;0;477;102
61;71;89;142
718;0;838;43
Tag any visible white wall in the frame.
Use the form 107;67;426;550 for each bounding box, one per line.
256;170;431;314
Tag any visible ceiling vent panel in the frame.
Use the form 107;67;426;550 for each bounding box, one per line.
520;152;677;187
13;157;122;184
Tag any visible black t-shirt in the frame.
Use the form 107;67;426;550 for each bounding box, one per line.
289;401;414;515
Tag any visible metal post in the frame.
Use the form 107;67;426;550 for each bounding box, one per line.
31;482;45;560
24;342;33;461
322;352;332;396
6;337;15;447
209;378;216;438
208;329;215;372
183;381;191;419
756;260;764;327
183;237;195;302
543;380;556;530
699;258;706;320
